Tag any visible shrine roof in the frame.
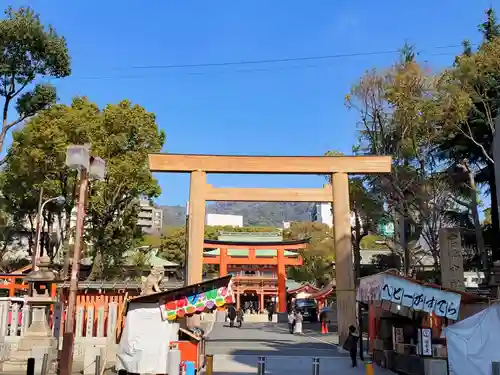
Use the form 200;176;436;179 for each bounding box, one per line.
204;238;309;247
309;282;336;299
287;283;320;294
203;249;299;257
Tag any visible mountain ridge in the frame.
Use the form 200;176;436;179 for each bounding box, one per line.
161;202;315;227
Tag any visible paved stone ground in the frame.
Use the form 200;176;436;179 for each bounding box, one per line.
206;321;345;357
5;321;381;374
205;322;394;374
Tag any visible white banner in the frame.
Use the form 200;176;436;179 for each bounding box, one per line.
358;274;462;320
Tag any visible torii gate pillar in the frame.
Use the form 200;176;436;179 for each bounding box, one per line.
332;172;356;342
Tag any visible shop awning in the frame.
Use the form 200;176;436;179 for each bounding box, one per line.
356;272;470;320
130;275;234;321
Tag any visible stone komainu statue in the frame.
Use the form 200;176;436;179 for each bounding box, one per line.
140;266;165;296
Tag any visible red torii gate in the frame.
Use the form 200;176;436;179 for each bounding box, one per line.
203;238;307;312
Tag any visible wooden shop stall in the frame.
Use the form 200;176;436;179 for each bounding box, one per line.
116;275;234;374
356;271;488;375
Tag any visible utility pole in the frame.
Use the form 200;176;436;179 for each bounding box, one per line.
493;117;500;236
403;217;411;276
60;169;89;375
397;210;411;275
31;187;44;272
60;145;106;375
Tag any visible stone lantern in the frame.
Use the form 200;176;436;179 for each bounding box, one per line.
1;256;59;372
21;255;58;346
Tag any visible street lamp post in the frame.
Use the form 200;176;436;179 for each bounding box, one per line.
31;194;65;273
60;144;106;375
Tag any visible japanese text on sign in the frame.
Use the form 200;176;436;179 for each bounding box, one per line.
380;276;461;320
420;328;432;356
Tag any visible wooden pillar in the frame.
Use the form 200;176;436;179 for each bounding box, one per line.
368;302;376;354
259;291;264;313
236;291;241;310
187;170;206;328
332;172;356;344
219;247;228;277
277;248;286;313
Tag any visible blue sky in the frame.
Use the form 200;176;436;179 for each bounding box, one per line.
6;0;500;206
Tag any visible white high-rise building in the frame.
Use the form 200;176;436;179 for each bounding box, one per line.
311;203;333;227
311;203;360;228
138;199;163;233
206;213;243;227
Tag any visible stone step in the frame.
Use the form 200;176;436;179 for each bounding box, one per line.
1;357;58;373
1;358;30;372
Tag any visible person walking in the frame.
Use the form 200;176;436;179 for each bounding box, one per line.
236;308;244;328
294;310;303;334
267;302;275;322
342;325;360;368
287;310;295;334
227;305;237;328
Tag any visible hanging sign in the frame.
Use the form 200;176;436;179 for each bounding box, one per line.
159;279;235;321
378;221;395;237
419;328;432;356
358;274;462;320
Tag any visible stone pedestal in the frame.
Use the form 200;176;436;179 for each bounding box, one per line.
26;306;51;336
18;307;56;351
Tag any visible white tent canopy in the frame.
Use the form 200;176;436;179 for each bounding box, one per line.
445;303;500;375
116;302;178;374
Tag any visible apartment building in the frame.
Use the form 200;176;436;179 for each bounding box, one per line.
138;199;163;234
311;202;360;228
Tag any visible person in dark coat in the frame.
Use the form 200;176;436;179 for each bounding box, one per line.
267;302;275;322
343;325;359;367
227;305;237;327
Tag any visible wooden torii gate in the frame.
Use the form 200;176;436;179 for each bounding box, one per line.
148;153;392;341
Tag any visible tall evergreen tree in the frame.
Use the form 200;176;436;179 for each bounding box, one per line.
437;7;500;260
479;8;500;41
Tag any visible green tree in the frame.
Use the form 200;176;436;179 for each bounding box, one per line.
360;234;389;250
346;45;469;275
86;100;165;278
0;6;71;157
160;227;187;266
0;205;27;271
283;221;335;287
436;8;500;261
1;97;165;278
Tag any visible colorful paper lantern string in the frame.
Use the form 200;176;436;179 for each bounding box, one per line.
164;285;235;320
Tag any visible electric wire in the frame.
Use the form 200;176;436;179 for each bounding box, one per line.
56;44;470;81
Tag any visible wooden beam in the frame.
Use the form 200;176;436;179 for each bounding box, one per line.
203;242;307;250
202;256;302;266
205;184;333;202
149;154;392;174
